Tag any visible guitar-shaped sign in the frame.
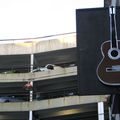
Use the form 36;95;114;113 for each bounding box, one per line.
97;7;120;85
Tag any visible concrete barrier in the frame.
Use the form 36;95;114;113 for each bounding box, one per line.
0;95;106;112
0;33;76;55
0;66;77;82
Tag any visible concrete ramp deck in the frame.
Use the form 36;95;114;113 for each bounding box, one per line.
0;95;106;112
0;66;77;83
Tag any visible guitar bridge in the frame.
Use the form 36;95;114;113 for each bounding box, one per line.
106;65;120;72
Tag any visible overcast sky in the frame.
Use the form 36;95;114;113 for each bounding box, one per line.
0;0;103;39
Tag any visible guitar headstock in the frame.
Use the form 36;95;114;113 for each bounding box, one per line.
104;0;120;7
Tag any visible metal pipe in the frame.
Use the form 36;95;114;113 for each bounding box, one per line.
29;54;34;120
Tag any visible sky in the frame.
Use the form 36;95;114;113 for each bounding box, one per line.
0;0;104;40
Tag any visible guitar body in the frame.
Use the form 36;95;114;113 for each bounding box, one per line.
97;40;120;85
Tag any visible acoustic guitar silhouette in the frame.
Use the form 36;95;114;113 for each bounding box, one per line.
97;7;120;85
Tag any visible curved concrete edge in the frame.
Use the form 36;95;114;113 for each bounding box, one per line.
0;33;76;55
0;66;77;83
0;95;107;112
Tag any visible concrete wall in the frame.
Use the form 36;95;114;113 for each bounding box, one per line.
0;66;77;82
0;33;76;55
0;95;106;112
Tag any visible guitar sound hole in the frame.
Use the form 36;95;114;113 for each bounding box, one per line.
108;48;120;60
111;50;118;57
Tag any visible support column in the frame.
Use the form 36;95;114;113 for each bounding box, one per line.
98;102;104;120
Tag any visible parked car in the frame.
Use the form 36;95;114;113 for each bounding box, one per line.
0;96;23;102
33;64;54;72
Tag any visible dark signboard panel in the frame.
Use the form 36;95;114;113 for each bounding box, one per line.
0;54;30;73
76;7;120;95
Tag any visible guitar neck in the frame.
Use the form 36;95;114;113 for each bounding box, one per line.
109;7;118;48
